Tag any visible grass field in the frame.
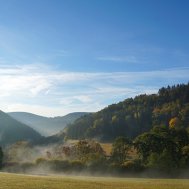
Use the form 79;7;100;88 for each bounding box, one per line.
0;172;189;189
100;143;112;155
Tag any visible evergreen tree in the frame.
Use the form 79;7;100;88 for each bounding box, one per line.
0;146;3;168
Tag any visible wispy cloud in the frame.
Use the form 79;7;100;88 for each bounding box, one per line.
0;64;188;116
53;49;70;57
97;55;138;63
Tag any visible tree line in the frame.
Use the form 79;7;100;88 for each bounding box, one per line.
66;83;189;141
1;124;189;177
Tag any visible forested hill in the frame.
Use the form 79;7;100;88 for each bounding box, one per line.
0;110;41;146
66;83;189;141
8;112;88;136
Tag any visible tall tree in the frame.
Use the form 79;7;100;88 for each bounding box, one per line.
111;137;131;164
0;146;3;168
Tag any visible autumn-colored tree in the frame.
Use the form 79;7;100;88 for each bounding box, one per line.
169;117;181;129
73;140;105;162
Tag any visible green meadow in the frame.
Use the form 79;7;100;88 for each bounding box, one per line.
0;172;189;189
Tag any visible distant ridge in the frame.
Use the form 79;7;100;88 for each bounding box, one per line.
0;110;41;146
8;112;89;136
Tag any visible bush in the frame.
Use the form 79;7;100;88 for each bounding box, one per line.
35;158;47;165
20;162;35;171
147;150;177;172
181;145;189;168
70;160;85;171
122;159;144;172
48;160;70;172
108;162;122;173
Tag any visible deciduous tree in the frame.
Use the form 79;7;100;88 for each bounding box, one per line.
111;137;131;164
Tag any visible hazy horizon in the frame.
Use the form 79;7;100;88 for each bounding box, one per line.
0;0;189;116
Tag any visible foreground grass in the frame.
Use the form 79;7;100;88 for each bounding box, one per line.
0;172;189;189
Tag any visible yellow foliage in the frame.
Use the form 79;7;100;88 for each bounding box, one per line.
169;117;180;129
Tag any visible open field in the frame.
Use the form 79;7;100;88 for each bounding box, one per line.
100;143;112;155
0;172;189;189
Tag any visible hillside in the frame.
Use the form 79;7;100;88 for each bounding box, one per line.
8;112;88;136
65;83;189;141
0;110;41;146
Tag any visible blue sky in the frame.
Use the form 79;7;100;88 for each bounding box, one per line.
0;0;189;116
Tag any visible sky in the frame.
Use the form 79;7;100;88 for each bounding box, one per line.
0;0;189;117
